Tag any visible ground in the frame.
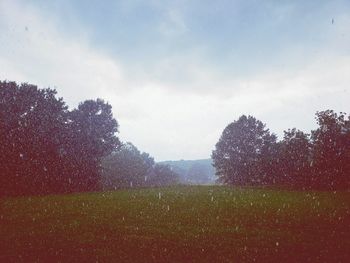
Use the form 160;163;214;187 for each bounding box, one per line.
1;186;349;262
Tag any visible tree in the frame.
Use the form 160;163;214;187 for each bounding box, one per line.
147;164;179;187
311;110;350;189
0;81;121;196
277;128;311;188
0;81;69;195
101;143;154;189
101;143;180;189
66;99;121;192
212;115;277;186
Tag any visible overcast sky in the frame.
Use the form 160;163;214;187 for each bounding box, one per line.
1;0;350;161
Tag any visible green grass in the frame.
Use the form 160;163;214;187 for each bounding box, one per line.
1;186;349;262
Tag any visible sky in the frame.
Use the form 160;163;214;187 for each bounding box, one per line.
1;0;350;161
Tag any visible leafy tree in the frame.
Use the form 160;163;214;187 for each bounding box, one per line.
0;81;120;196
147;164;179;187
212;115;277;186
0;81;68;195
66;99;121;192
101;143;180;189
311;110;350;189
101;143;154;189
277;129;311;188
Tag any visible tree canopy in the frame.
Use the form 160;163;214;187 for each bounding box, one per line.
212;115;277;186
0;81;121;196
2;80;349;194
101;142;155;189
212;112;350;190
101;143;179;189
276;129;311;188
311;110;350;189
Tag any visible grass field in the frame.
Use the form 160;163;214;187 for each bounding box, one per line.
1;186;349;262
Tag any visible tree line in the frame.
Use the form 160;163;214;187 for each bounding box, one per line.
2;80;349;195
212;112;350;190
0;81;178;196
101;142;179;190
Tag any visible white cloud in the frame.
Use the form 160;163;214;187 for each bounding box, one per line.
1;0;349;161
106;53;350;161
0;0;125;107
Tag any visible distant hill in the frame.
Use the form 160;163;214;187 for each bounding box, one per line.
159;159;216;185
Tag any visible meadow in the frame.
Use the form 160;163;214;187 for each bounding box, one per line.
1;186;349;262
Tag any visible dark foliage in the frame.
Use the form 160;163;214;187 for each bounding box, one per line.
212;115;277;186
101;143;179;189
101;143;155;189
277;129;311;188
311;110;350;190
0;81;120;196
147;163;179;187
212;112;350;190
